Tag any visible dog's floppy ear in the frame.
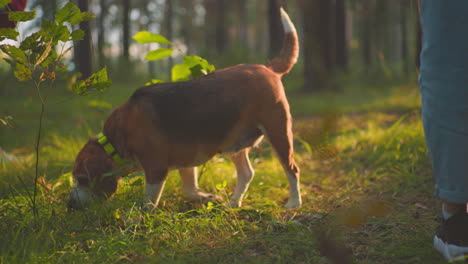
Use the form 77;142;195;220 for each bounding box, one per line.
72;140;119;196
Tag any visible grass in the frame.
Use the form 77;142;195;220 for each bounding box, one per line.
0;76;446;263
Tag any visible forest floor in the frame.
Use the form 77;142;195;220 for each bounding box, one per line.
0;78;446;263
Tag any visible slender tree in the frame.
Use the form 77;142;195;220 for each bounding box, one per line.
204;0;216;57
76;0;92;78
268;0;283;58
42;0;57;20
300;0;319;92
237;0;248;45
97;0;107;67
335;0;348;71
400;0;409;76
361;0;373;70
122;0;130;61
163;0;174;78
416;0;422;70
301;0;337;92
215;0;227;53
180;0;195;54
255;0;267;54
318;0;335;73
204;0;227;55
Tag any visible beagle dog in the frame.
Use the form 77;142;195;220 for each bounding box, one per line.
68;8;301;210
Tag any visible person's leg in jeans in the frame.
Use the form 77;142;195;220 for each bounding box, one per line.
419;0;468;261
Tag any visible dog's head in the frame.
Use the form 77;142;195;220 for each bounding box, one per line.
67;139;120;210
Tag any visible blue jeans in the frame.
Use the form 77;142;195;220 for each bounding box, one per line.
419;0;468;203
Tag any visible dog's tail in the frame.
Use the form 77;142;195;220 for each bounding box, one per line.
267;8;299;75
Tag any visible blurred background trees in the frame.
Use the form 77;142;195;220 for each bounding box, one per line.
3;0;420;92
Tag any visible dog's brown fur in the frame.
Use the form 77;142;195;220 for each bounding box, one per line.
69;8;301;209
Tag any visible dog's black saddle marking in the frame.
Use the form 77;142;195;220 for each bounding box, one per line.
130;80;244;144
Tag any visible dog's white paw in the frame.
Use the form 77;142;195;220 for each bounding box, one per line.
187;192;222;203
285;199;302;209
141;201;157;213
229;199;242;208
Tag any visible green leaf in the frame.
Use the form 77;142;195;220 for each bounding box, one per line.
129;178;143;186
40;19;57;41
145;79;164;86
0;45;27;64
113;209;121;220
171;55;216;80
80;12;94;22
55;25;71;42
183;55;215;73
55;2;94;25
144;48;173;61
14;63;32;81
216;180;227;191
8;10;36;22
70;29;84;41
3;58;15;67
72;66;112;96
20;32;41;50
55;2;79;24
0;0;11;8
171;64;191;82
40;51;55;68
189;64;208;79
132;31;171;44
181;55;216;79
170;55;215;82
55;2;75;23
0;28;19;41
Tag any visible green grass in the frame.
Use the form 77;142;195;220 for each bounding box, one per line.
0;78;446;263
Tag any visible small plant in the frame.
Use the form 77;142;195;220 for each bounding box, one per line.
0;1;111;217
132;31;215;83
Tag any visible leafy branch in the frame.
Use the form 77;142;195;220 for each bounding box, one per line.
0;1;112;217
132;31;215;84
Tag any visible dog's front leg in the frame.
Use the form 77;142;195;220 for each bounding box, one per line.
141;163;168;209
179;167;221;202
229;148;254;208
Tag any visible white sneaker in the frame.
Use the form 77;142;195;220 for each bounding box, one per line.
434;212;468;262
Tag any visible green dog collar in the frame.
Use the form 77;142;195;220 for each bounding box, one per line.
96;132;128;167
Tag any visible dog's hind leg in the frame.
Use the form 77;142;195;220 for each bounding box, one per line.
229;148;255;208
179;167;221;202
260;107;302;209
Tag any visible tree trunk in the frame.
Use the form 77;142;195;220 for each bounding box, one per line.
237;0;248;45
215;0;227;53
335;0;348;71
255;0;267;54
97;0;106;67
180;0;195;54
318;0;335;73
300;0;321;92
77;0;92;79
204;0;217;57
268;0;283;58
400;0;409;76
361;0;373;70
42;0;57;20
164;0;174;77
416;0;422;70
122;0;130;61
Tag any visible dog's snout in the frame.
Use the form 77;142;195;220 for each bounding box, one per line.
67;185;92;211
